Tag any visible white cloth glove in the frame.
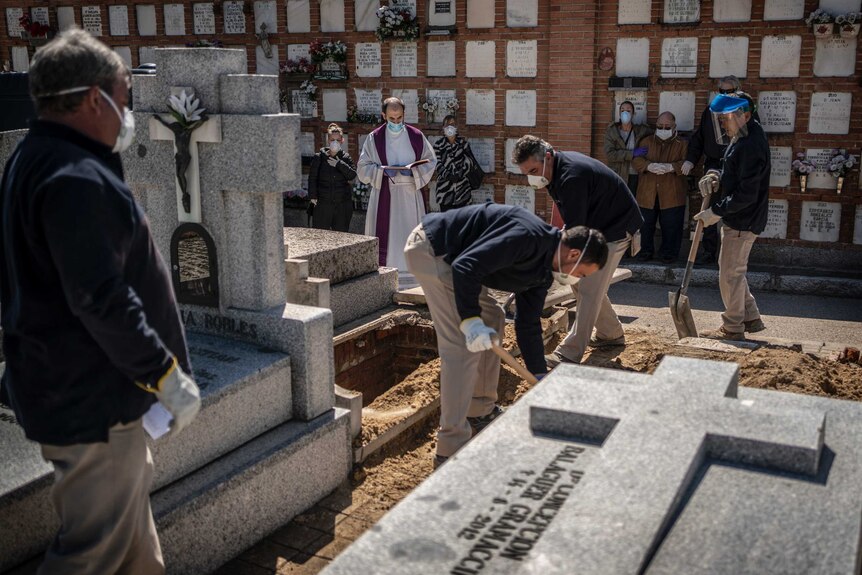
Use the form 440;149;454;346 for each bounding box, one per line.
698;170;721;198
459;317;498;353
326;156;339;167
681;160;694;176
694;208;722;228
662;163;675;173
647;163;664;174
310;199;318;206
154;360;201;434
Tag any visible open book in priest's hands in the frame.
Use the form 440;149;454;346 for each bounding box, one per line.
382;158;431;177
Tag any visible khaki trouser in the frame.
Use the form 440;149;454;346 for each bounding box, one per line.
718;226;761;333
404;224;504;458
38;419;164;575
556;235;631;363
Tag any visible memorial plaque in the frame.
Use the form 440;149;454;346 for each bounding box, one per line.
505;185;535;213
507;0;537;27
171;224;219;307
757;91;796;133
6;8;23;37
800;201;841;242
618;0;651;24
663;0;700;23
661;37;698;78
285;0;310;32
713;0;751;22
391;42;417;77
467;0;495;28
109;5;129;35
466;40;496;78
769;147;792;187
139;46;157;65
193;3;216;34
355;0;377;31
614;91;648;124
323;89;347;122
223;1;247;34
809;92;852;135
136;5;157;35
468;138;495;173
820;0;862;13
164;4;186;35
427;41;456;77
82;6;103;36
806;148;838;189
760;199;789;239
658;91;695;131
291;90;317;119
506;40;537;78
506;90;536;127
429;0;456;28
320;0;345;32
288;43;310;62
254;0;277;32
616;38;650;77
466;89;496;126
114;46;132;67
426;89;456;124
30;6;49;26
505;138;520;174
759;36;801;77
355;88;382;116
814;37;857;77
471;184;496;205
300;132;316;157
854;205;862;245
709;37;748;78
11;46;28;72
355;42;381;77
256;45;279;75
57;6;76;31
391;89;419;123
763;0;804;20
391;0;417;17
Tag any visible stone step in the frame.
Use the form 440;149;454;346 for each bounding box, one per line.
330;267;399;327
0;332;293;572
284;227;379;285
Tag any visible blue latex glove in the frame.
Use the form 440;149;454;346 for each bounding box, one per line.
384;168;412;177
633;146;648;158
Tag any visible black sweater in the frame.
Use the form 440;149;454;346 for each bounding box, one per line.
308;149;357;202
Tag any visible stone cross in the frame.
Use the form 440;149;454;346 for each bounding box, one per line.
528;356;825;574
148;87;222;224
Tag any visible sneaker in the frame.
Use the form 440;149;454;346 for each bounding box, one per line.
700;326;745;341
744;318;766;333
588;335;626;348
467;405;506;436
433;454;448;469
545;350;577;370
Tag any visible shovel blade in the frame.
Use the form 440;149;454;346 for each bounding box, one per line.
669;290;698;340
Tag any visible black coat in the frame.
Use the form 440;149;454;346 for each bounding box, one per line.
308;149;357;203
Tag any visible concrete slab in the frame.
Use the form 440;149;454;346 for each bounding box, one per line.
330;267;398;327
284;228;380;285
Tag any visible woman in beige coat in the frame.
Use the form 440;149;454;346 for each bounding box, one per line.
603;101;652;193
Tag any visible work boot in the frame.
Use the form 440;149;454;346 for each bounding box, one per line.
545;350;577;370
588;335;626;348
744;318;766;333
467;405;505;436
700;326;745;341
433;454;448;470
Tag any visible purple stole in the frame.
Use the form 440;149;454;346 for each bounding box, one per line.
371;123;425;266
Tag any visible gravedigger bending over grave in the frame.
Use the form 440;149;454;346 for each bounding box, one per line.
693;92;770;341
404;203;607;468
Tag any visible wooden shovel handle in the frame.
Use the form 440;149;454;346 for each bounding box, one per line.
491;343;539;385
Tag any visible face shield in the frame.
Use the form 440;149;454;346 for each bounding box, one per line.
709;94;750;146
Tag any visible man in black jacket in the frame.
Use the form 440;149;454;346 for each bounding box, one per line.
404;203;607;467
513;135;643;367
694;92;770;341
308;123;357;232
0;30;200;573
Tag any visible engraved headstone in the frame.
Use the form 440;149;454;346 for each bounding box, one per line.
291;90;317;119
505;138;520;174
355;42;381;77
391;42;417;77
763;0;804;20
466;89;496;126
137;5;157;35
391;0;417;17
469;138;495;173
809;92;852;135
661;37;698;78
658;91;695;131
223;1;247;34
618;0;651;24
466;40;496;77
505;185;535;213
506;90;536;127
854;205;862;245
354;88;382;116
254;0;277;32
6;8;23;37
814;37;857;77
82;6;103;36
769;147;792;187
30;6;49;26
426;89;456;124
193;3;216;34
164;4;186;35
664;0;700;23
355;0;378;31
428;41;456;77
320;0;345;32
761;199;788;239
759;36;801;77
507;0;537;27
616;38;650;77
709;37;748;78
430;0;456;28
391;89;419;123
471;184;495;204
468;0;495;28
115;46;133;67
109;5;130;35
11;46;28;72
800;201;841;242
323;89;347;122
57;6;76;31
506;40;537;78
288;43;310;62
286;0;310;32
806;148;839;189
757;91;796;133
713;0;751;22
614;91;648;124
820;0;862;13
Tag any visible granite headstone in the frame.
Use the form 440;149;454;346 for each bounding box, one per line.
323;89;348;122
813;37;857;77
109;5;130;36
137;5;157;35
428;41;457;77
808;92;852;135
507;0;537;27
164;4;186;36
713;0;751;21
466;89;496;126
320;0;345;33
391;42;418;77
658;91;695;131
757;91;796;133
505;185;535;212
761;198;789;239
800;201;841;242
616;38;650;77
709;36;748;78
664;0;700;23
194;3;216;34
759;35;801;77
355;42;381;78
506;40;537;78
661;37;698;78
618;0;651;24
505;90;536;127
286;0;311;32
82;6;103;35
467;0;495;28
769;146;792;187
763;0;804;20
466;40;496;78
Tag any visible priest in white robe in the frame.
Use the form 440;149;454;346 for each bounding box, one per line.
358;97;437;289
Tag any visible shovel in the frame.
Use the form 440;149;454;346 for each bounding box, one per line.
669;191;712;339
491;342;539;385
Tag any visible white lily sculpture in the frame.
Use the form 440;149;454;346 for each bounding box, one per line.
167;90;208;129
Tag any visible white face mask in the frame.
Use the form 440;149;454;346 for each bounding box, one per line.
527;155;549;189
553;230;591;285
36;85;135;153
443;125;457;138
329;140;341;153
655;128;674;141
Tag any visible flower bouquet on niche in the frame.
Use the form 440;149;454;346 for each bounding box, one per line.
791;152;816;194
347;105;380;125
836;12;861;38
280;57;316;76
310;40;348;80
18;14;54;45
299;80;318;101
827;149;856;194
375;5;420;42
805;9;834;37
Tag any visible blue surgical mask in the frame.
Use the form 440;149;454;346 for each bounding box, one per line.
620;111;632;124
387;121;404;133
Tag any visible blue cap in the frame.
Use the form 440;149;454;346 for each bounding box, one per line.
709;93;750;113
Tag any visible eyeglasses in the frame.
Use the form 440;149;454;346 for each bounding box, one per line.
718;88;737;94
